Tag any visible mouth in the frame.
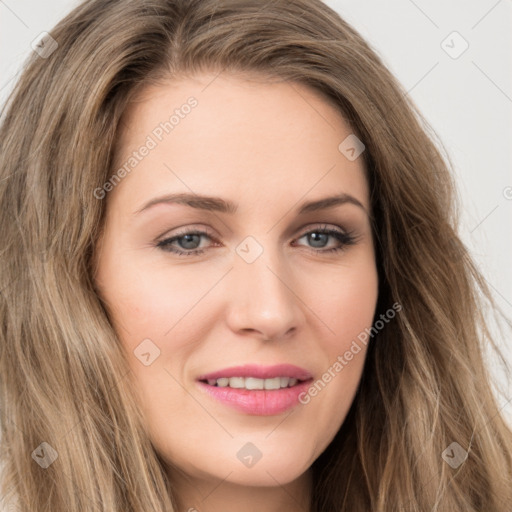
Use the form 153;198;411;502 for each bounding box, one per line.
199;376;307;390
196;364;313;416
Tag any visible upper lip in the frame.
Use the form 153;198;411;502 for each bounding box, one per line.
197;364;313;381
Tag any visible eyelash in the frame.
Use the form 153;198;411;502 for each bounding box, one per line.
155;225;357;257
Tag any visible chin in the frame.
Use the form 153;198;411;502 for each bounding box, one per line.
164;441;313;488
212;460;310;488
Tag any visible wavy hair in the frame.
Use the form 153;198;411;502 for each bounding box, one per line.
1;0;511;510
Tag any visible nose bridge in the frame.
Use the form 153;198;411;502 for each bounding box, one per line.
227;235;300;339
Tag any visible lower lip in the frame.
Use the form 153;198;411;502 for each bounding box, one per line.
197;380;313;416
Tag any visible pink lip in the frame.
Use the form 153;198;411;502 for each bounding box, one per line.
197;364;312;381
196;364;313;416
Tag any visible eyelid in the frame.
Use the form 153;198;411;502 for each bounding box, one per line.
156;222;351;243
156;224;217;241
300;222;349;234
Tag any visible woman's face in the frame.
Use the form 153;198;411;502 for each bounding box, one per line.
94;72;378;492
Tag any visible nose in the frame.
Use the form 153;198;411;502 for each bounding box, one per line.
225;246;303;342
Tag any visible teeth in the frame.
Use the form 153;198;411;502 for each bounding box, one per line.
205;376;301;389
264;377;281;390
229;377;245;388
245;377;264;390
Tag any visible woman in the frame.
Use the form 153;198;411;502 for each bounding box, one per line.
1;0;511;510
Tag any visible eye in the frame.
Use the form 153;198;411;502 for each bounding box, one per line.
155;224;357;257
293;224;357;254
156;229;214;256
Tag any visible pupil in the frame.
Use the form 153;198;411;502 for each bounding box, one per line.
309;232;327;248
180;234;200;249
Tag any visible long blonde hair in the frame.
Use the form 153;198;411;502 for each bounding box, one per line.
1;0;511;510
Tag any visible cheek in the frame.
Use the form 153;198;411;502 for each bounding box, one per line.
300;258;378;435
98;254;215;351
314;256;379;349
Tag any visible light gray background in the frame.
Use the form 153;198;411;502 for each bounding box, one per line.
1;0;511;421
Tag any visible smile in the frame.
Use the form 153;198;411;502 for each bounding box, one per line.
196;364;313;415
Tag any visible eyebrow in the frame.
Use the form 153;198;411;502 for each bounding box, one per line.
134;192;367;216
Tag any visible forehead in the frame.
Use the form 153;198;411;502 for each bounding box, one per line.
110;72;370;213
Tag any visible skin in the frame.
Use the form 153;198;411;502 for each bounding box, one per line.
93;71;378;512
